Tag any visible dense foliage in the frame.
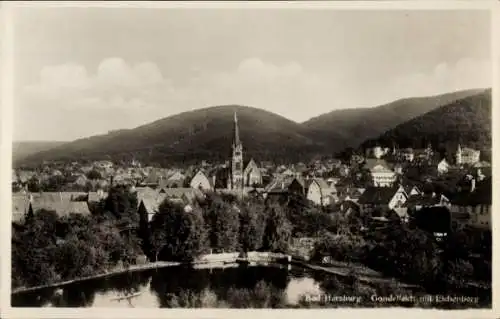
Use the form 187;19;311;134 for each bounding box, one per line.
13;182;491;303
18;105;325;166
149;201;208;262
12;185;144;289
361;90;492;161
307;88;486;153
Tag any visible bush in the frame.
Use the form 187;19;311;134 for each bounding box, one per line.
311;232;367;263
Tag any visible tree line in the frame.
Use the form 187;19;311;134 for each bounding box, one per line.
11;184;491;305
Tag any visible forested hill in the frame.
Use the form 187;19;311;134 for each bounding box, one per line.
17;88;490;167
360;89;492;159
19;105;326;166
302;88;486;151
13;141;68;163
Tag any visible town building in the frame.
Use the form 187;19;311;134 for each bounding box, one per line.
189;170;213;191
264;176;305;202
455;144;480;165
243;158;263;187
437;158;450;175
364;159;396;187
12;192;92;223
405;193;450;213
306;178;337;206
136;187;204;222
449;178;491;231
358;185;408;221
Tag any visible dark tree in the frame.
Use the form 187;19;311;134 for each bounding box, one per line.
262;204;292;253
150;200;208;262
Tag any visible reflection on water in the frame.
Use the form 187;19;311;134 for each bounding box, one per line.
11;264;491;308
12;264;329;308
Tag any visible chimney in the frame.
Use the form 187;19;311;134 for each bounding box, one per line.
470;178;476;193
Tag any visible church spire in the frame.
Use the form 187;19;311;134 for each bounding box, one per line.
233;111;240;146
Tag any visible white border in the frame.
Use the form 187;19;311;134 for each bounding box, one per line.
1;1;498;318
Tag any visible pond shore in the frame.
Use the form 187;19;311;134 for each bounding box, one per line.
12;252;426;295
292;260;421;290
11;252;289;295
11;260;181;295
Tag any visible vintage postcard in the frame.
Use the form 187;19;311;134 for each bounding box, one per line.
1;0;498;318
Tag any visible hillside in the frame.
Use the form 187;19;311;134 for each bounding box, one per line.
360;89;492;159
19;105;325;166
18;88;490;167
13;141;67;163
303;88;486;151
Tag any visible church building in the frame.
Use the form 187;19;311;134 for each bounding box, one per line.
228;112;244;190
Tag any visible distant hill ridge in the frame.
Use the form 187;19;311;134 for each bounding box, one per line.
360;89;492;159
13;141;67;163
302;88;487;151
16;88;490;167
19;105;324;166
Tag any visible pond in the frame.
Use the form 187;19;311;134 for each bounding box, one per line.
10;263;490;308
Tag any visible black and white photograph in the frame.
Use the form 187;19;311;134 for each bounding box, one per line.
4;1;495;312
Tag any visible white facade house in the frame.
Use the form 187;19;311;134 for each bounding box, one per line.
437;158;450;175
370;164;396;187
456;144;480;165
189;170;212;191
306;178;336;206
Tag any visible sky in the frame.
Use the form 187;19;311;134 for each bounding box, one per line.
12;6;492;141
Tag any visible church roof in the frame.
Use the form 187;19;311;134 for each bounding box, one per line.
233;111;241;146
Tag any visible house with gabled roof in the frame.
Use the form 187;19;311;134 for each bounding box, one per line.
306;178;337;206
402;183;422;197
13;192;92;222
189;170;213;191
135;186;205;222
358;185;408;220
264;176;306;202
243;158;263;187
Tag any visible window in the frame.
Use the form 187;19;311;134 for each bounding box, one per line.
235;162;241;170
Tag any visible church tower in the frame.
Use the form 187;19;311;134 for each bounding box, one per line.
455;144;462;165
231;111;244;190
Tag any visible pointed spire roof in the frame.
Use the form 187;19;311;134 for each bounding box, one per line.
233;111;241;146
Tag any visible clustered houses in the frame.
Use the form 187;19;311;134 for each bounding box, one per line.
12;113;491;236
